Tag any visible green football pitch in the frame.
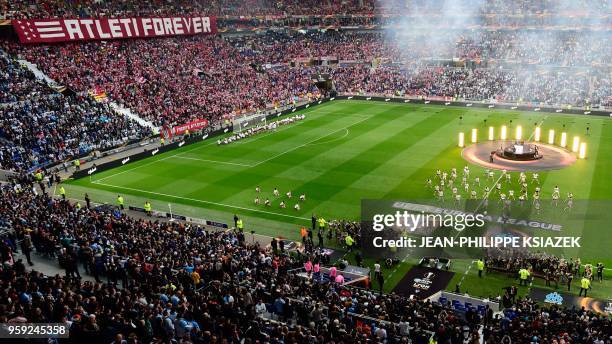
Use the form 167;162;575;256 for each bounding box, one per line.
66;100;612;299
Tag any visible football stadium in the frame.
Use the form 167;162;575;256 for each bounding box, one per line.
0;1;611;343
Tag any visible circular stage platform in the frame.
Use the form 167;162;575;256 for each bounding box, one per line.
497;142;541;161
462;140;576;171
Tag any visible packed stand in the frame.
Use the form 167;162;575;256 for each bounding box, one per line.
6;36;321;127
6;29;612;127
2;0;608;19
0;52;150;172
1;180;611;343
0;182;412;342
0;54;54;103
0;0;379;19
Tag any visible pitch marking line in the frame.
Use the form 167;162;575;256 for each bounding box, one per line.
92;136;224;183
251;115;372;167
92;155;177;183
305;128;350;146
90;180;310;221
458;260;476;286
170;155;254;167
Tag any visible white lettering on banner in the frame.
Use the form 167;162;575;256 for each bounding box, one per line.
131;18;140;36
65;20;82;39
81;19;95;38
173;17;183;34
142;18;153;36
95;20;111;39
171;119;209;135
183;17;192;32
202;17;211;32
119;18;133;36
12;16;217;44
152;18;164;35
108;19;123;38
163;18;174;35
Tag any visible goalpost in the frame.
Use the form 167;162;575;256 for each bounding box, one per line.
233;112;268;133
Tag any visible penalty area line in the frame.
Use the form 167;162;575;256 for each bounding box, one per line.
90;180;310;221
91;155;176;184
305;128;350;146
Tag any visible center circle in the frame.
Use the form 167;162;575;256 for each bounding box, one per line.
462;140;577;171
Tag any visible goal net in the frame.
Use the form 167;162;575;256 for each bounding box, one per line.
233;113;268;133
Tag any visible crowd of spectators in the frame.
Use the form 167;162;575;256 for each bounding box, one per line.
0;0;379;19
2;0;609;19
228;31;398;63
5;36;321;127
1;178;610;343
231;30;612;67
5;29;609;133
0;54;53;103
330;64;608;107
0;53;150;172
482;297;610;344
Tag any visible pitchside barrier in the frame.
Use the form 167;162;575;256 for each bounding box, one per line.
127;205;229;229
336;94;612;117
430;290;500;314
20;137;144;176
73;95;610;180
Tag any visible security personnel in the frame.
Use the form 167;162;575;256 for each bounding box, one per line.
144;201;152;216
35;171;43;182
345;234;354;252
518;268;530;286
236;218;244;232
75;202;82;210
59;186;66;200
116;195;124;210
579;277;591;297
160;137;165;146
318;217;326;231
477;259;485;278
74;159;80;170
185;129;190;137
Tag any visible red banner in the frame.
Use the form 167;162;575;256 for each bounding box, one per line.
172;119;209;136
12;16;217;44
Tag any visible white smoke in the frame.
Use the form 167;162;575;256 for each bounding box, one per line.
377;0;611;106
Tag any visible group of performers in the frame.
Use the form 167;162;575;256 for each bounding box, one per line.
426;166;574;213
218;114;306;145
254;186;306;211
